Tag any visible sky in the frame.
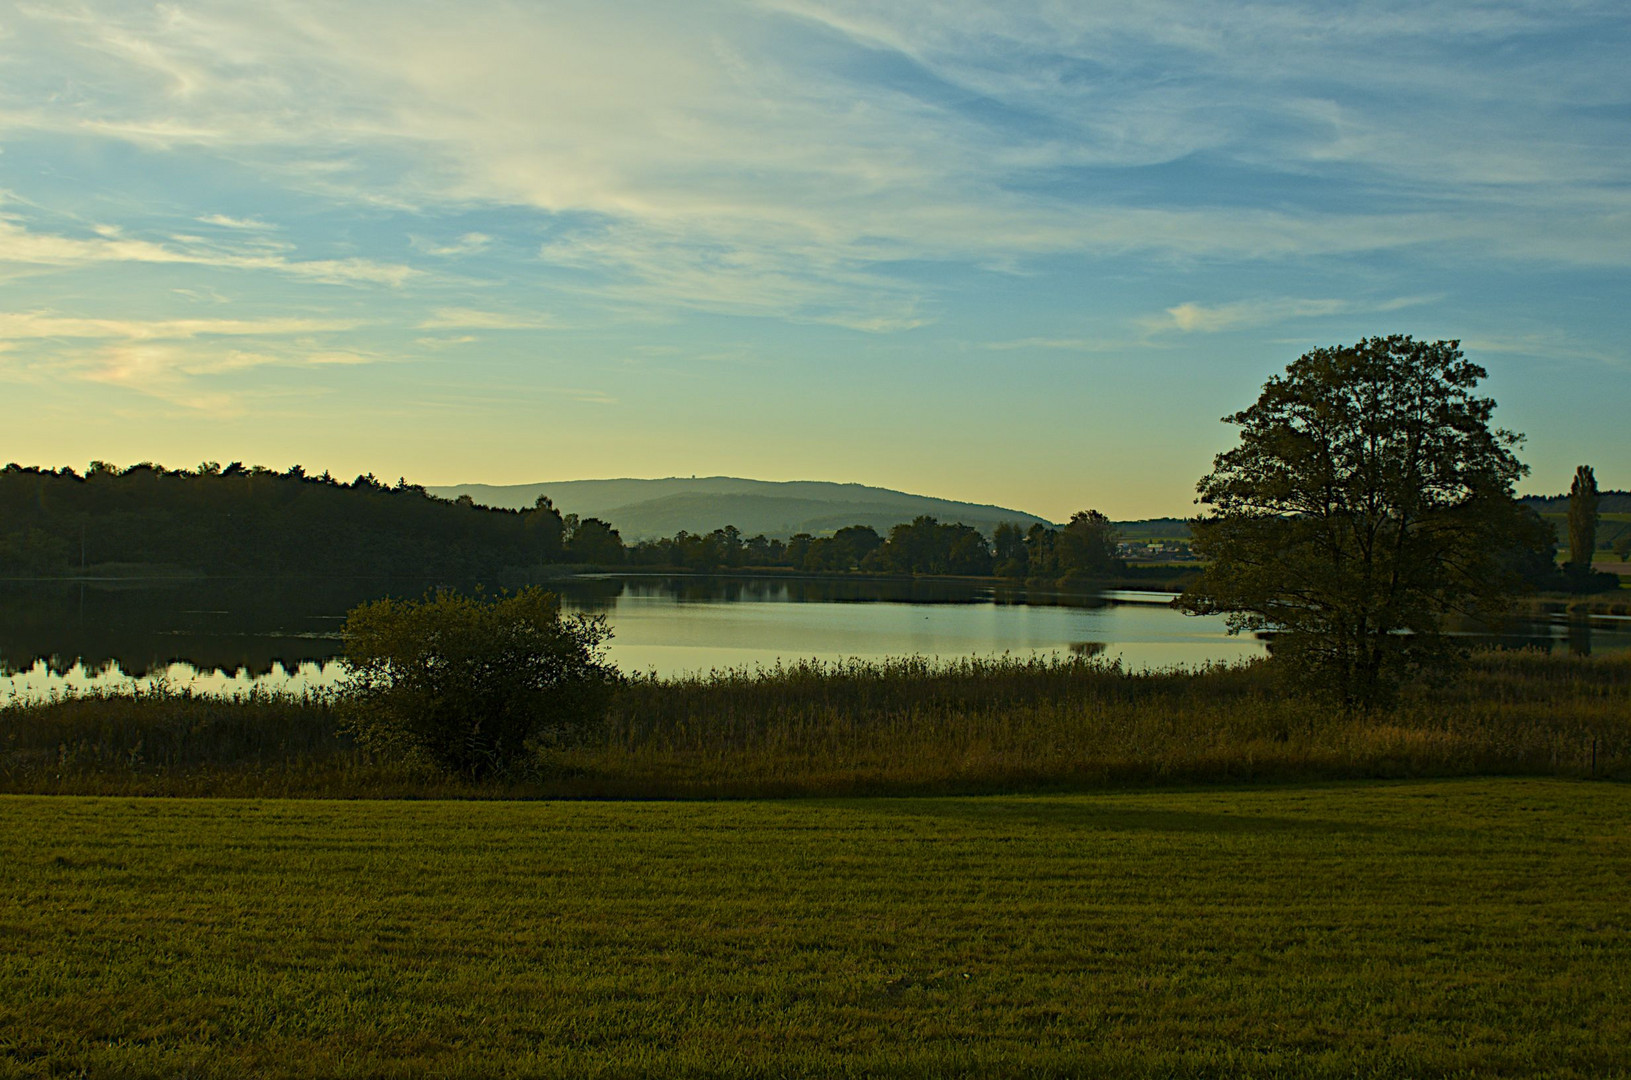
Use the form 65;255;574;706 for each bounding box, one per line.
0;1;1626;521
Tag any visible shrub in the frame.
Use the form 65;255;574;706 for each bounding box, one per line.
336;587;618;777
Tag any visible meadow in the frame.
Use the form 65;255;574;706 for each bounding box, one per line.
2;650;1627;798
3;779;1627;1079
4;653;1629;1077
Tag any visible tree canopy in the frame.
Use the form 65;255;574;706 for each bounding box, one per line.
0;462;613;577
1180;336;1547;707
337;587;617;778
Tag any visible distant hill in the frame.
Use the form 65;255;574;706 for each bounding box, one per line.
429;477;1054;540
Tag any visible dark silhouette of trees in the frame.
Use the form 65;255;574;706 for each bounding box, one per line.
945;525;994;576
783;534;814;569
832;524;883;566
1054;511;1121;583
625;526;777;570
862;517;990;575
1023;523;1056;576
1180;336;1546;708
993;522;1028;578
803;525;882;571
1568;465;1600;569
0;461;586;578
1005;516;1123;582
619;513;1121;582
565;517;625;565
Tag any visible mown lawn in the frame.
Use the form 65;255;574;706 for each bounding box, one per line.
3;779;1628;1078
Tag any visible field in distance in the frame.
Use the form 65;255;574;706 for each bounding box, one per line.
4;779;1627;1079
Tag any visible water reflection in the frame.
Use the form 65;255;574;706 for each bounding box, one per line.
573;574;1126;611
2;574;1627;699
1569;617;1593;657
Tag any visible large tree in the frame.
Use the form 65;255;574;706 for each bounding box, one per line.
1180;336;1545;707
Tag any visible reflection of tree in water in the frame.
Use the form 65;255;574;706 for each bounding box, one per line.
551;574;625;613
1398;612;1621;657
576;574;1122;609
0;578;483;677
1246;617;1617;662
5;573;1623;681
1568;617;1593;657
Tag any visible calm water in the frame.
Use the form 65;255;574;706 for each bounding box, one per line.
1;575;1624;700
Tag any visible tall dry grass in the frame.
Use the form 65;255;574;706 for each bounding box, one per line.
2;650;1626;798
576;651;1629;796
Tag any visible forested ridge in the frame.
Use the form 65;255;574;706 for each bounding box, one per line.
0;461;1126;581
0;462;590;578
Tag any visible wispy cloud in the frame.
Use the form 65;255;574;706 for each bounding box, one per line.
984;336;1167;353
1463;332;1627;368
416;386;619;409
410;232;492;257
538;224;928;332
0;307;380;411
0;339;371;412
415;307;555;330
198;213;277;231
0;2;1622;512
0;217;419;287
0;311;362;341
4;0;1624;329
1147;295;1436;334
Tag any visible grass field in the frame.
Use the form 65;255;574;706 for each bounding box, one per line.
3;779;1628;1078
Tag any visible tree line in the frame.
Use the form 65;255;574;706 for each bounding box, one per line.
0;462;585;577
623;511;1121;581
0;461;1124;582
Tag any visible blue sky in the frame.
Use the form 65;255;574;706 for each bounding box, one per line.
0;0;1625;520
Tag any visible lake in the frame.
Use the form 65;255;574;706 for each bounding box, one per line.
1;575;1624;700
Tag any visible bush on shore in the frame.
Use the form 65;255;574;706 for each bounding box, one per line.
336;587;617;779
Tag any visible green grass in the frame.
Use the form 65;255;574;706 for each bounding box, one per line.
5;651;1629;798
2;779;1627;1078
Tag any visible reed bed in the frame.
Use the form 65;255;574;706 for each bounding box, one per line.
2;650;1626;798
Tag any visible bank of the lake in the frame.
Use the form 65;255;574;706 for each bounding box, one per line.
4;650;1626;799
